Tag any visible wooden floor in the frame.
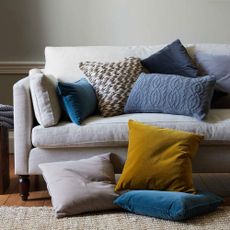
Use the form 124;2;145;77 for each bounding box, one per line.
0;154;230;207
0;154;51;206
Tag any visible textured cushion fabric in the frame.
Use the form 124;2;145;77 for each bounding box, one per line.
115;120;203;193
125;73;216;120
141;39;198;77
56;78;97;125
30;73;61;127
32;110;230;148
114;190;223;221
39;153;118;218
79;57;143;117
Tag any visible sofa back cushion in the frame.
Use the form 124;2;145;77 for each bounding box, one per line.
44;46;162;82
44;45;193;82
44;44;230;83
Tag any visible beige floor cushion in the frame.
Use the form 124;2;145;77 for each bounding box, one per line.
39;153;118;218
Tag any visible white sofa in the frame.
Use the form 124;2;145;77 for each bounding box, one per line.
14;44;230;200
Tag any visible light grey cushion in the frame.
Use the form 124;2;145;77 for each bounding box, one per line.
39;153;118;218
124;73;216;120
196;51;230;93
30;74;61;127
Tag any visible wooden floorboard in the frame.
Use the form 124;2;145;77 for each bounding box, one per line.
0;154;229;207
0;154;51;207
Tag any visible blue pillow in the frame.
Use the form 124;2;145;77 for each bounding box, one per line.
57;78;97;125
141;39;198;77
124;73;216;120
195;51;230;108
114;190;223;221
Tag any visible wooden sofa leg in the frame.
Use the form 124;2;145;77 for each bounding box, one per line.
19;175;30;201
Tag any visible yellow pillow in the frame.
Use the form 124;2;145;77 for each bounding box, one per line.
115;120;203;194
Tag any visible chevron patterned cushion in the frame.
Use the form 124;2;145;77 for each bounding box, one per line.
79;57;143;117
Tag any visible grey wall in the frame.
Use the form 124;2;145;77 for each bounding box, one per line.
1;0;230;104
0;75;23;105
1;0;230;61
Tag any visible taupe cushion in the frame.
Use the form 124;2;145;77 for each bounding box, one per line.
39;153;118;218
30;73;61;127
79;57;143;117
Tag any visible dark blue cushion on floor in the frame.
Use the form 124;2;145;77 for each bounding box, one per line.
114;190;223;221
57;78;97;125
141;39;198;77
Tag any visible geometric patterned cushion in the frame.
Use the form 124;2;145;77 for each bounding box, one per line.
79;57;143;117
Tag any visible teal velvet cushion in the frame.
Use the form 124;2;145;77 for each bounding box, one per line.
114;190;223;221
56;78;97;125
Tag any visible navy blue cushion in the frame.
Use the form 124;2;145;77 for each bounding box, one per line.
57;78;97;125
124;73;216;120
141;39;198;77
114;190;223;221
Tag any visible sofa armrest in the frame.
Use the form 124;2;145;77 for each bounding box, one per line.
14;76;34;175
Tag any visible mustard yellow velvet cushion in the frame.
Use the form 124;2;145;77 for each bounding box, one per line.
115;120;203;194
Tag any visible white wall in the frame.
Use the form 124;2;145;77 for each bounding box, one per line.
1;0;230;104
1;0;230;61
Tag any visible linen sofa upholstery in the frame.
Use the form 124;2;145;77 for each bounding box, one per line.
32;111;230;149
14;44;230;200
28;146;230;175
13;77;33;174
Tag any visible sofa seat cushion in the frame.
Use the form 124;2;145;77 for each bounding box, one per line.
32;109;230;148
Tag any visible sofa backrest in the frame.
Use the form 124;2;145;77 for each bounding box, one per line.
43;44;230;82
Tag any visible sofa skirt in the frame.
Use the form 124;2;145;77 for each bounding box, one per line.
28;145;230;174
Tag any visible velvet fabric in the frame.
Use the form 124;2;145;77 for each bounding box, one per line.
141;39;198;77
114;190;223;221
57;78;97;125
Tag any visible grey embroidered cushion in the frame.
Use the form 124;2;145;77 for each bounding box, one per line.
39;153;118;218
79;57;143;117
124;73;216;120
